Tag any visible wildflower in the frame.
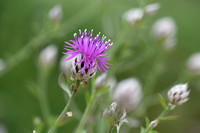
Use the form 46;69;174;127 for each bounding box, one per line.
48;5;62;23
0;59;6;71
39;45;58;68
95;73;107;89
64;29;112;81
168;83;190;105
60;55;73;75
33;130;37;133
112;78;143;112
145;3;160;16
152;17;177;49
123;8;144;26
187;52;200;75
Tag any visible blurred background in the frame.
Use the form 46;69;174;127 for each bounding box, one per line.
0;0;200;133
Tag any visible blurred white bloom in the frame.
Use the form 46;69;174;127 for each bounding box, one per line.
152;17;177;39
187;53;200;75
60;55;73;75
164;37;177;50
112;78;143;112
33;130;37;133
0;59;6;71
0;124;8;133
49;5;62;23
95;73;107;89
107;77;117;93
123;8;144;26
145;3;160;16
152;17;177;49
39;45;58;68
168;83;190;105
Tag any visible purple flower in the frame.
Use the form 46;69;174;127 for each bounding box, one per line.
63;29;112;74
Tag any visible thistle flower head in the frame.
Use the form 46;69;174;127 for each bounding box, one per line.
168;83;190;105
145;3;160;16
64;29;112;78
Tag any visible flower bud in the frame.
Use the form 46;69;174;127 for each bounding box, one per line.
149;120;158;129
95;73;107;89
39;45;58;68
168;83;190;105
123;8;144;26
112;78;143;112
0;59;6;71
187;53;200;75
152;17;177;40
48;5;62;23
152;17;177;49
33;130;37;133
71;54;97;81
60;55;73;75
145;3;160;16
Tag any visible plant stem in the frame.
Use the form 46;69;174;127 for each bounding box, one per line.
48;80;80;133
75;78;96;133
145;104;171;133
108;125;114;133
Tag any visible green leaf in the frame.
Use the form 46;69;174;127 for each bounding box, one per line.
162;115;181;121
158;93;167;110
150;130;158;133
145;117;150;128
58;73;72;97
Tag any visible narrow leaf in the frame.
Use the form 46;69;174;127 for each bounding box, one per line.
145;117;150;128
162;115;181;121
58;73;72;97
158;93;167;110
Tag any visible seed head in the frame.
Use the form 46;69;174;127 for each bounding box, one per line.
168;83;190;105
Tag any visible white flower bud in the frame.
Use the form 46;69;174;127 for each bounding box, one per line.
123;8;144;26
48;5;62;23
152;17;177;40
112;78;143;112
95;73;107;89
60;55;73;75
149;120;158;129
39;45;58;68
0;59;6;71
168;83;190;105
145;3;160;16
187;53;200;75
71;54;96;81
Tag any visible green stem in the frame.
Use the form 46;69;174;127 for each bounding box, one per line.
75;78;96;133
108;125;114;133
145;105;171;133
48;80;80;133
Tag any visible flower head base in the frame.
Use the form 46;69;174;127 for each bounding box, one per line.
71;54;97;81
63;29;112;79
168;83;190;105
